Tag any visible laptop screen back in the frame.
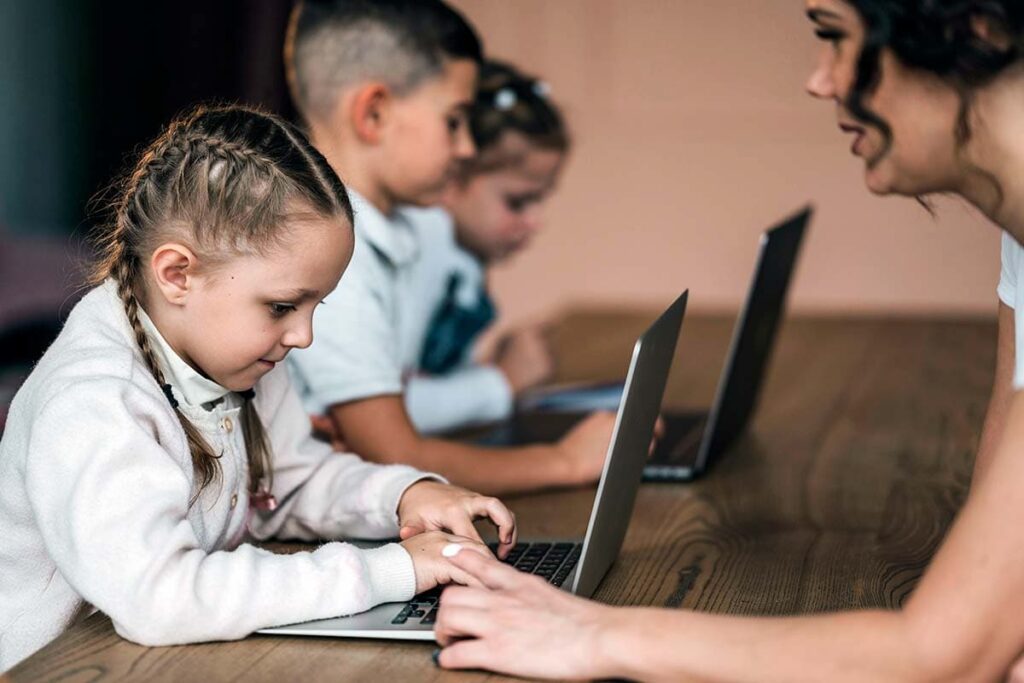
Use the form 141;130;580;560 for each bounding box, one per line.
696;207;810;472
572;290;688;598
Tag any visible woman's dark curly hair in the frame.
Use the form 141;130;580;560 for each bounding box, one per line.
846;0;1024;157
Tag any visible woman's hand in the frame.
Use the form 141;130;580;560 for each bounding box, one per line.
398;532;493;594
397;480;517;559
434;548;616;680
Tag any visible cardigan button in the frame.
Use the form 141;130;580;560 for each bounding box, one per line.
221;417;233;433
230;493;238;509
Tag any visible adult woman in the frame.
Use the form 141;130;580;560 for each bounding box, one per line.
433;1;1024;680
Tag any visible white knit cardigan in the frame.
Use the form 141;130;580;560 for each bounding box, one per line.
0;280;437;671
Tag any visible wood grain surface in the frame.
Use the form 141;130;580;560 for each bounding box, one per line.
7;310;995;682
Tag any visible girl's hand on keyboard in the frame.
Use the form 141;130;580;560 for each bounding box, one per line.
400;531;493;594
397;481;518;559
434;548;613;679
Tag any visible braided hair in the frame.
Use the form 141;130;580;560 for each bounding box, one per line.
90;104;352;501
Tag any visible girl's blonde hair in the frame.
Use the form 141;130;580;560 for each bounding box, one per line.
90;104;353;501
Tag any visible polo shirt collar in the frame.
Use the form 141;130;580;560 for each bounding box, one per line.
137;306;234;409
348;189;420;267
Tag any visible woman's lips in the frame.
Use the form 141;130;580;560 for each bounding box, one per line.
839;123;866;156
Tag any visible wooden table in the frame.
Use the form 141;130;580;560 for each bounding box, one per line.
6;310;996;682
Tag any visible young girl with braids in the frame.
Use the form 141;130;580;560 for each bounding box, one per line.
0;104;516;672
400;60;571;435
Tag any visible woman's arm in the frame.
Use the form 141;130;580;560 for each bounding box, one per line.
436;391;1024;682
972;301;1016;485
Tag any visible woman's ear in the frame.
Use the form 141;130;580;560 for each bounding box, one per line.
348;82;392;145
971;13;1012;51
149;243;198;306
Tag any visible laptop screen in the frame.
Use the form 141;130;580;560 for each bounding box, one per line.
697;207;810;471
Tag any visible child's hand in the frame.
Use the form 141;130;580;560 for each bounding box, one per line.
555;411;617;485
400;531;494;594
397;481;518;559
310;413;347;451
495;326;555;393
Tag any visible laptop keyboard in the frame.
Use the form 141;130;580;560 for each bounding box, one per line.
391;541;582;626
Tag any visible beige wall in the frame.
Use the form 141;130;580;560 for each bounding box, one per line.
449;0;1000;323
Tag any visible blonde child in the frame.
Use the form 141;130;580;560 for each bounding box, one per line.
0;105;515;672
404;59;571;434
284;0;615;497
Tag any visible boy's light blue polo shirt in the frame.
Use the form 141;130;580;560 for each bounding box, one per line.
288;190;513;432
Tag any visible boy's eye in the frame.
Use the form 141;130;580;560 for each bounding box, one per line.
268;303;296;318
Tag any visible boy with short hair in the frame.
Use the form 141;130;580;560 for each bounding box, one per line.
285;0;613;496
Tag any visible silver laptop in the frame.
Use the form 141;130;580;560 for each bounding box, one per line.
259;290;688;641
492;207;810;483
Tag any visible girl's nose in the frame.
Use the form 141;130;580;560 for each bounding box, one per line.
284;320;314;350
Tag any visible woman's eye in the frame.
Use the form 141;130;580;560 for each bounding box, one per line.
815;28;845;45
269;303;296;318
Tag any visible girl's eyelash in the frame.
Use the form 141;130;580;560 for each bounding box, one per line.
269;303;296;318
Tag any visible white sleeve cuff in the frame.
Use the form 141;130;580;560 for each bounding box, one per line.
361;543;417;604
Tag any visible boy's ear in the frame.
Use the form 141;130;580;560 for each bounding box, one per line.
150;243;198;306
349;82;392;145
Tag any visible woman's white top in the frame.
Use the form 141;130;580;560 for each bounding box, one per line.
0;280;438;671
998;231;1024;389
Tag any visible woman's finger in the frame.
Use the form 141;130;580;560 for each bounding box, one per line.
440;584;517;611
434;604;491;646
447;546;523;590
436;637;496;671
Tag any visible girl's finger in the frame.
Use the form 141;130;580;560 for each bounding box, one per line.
443;519;487;547
471;496;517;549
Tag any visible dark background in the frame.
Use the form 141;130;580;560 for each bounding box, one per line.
1;0;296;241
0;1;299;421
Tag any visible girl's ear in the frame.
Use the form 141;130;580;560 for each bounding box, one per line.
150;243;198;306
348;82;392;145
